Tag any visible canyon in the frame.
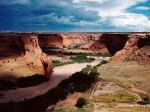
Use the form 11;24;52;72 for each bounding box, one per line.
0;32;150;112
0;32;150;80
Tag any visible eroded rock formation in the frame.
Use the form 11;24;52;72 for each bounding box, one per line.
0;34;53;79
111;33;150;64
89;34;128;54
38;34;63;49
61;33;100;48
23;36;53;79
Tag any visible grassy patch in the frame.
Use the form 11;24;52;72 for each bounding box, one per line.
52;60;74;67
93;90;135;103
70;54;95;63
75;103;94;112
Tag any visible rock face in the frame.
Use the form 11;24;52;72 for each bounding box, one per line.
89;33;150;64
37;33;101;51
60;33;100;48
0;35;24;57
0;34;53;79
38;34;63;49
111;33;150;64
0;32;150;68
89;34;128;54
22;35;53;78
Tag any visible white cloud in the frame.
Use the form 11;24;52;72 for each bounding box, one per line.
36;13;100;27
72;0;150;31
42;13;74;24
110;13;150;31
73;0;148;17
135;6;150;10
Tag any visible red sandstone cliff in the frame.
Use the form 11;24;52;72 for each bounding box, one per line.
38;34;63;48
89;34;128;54
111;33;150;64
0;34;53;79
23;36;53;78
61;33;100;48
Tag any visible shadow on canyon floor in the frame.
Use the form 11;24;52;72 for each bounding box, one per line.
0;69;99;112
0;74;48;91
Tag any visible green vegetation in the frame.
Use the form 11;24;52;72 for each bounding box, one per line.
0;66;99;112
58;65;100;93
0;74;48;90
93;90;135;103
95;60;108;67
75;103;94;112
70;54;95;63
73;44;81;49
52;60;74;67
67;44;81;50
81;65;92;74
76;97;88;107
100;60;107;65
53;103;94;112
90;66;100;77
17;74;48;88
92;52;112;57
137;96;150;105
81;65;100;78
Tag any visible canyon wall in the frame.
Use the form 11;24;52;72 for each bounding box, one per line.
0;32;150;67
38;33;101;49
0;34;53;79
60;33;100;48
38;34;63;49
0;34;24;57
111;33;150;64
90;34;128;54
88;33;150;64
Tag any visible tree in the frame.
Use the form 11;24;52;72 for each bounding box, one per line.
76;97;88;107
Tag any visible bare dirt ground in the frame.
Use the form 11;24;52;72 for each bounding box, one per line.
52;61;150;112
0;59;100;103
98;61;150;96
91;61;150;112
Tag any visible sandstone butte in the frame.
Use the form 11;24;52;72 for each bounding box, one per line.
0;34;53;80
0;32;150;80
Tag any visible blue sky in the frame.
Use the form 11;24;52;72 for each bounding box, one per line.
0;0;150;32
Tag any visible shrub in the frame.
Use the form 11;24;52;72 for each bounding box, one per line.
101;60;107;65
52;60;74;67
137;97;150;105
73;44;80;49
89;66;100;77
76;97;88;107
81;65;92;74
17;74;48;87
70;54;94;63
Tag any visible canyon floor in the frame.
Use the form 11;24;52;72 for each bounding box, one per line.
0;57;101;103
48;61;150;112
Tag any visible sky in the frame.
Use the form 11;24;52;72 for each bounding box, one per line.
0;0;150;32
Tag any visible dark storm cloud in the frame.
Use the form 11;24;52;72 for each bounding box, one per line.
0;0;100;31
